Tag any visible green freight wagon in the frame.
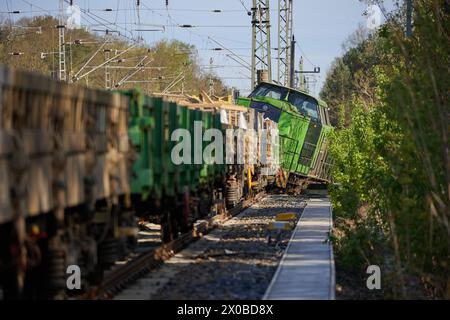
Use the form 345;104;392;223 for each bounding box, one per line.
119;89;226;242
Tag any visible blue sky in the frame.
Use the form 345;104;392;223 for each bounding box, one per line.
1;0;395;95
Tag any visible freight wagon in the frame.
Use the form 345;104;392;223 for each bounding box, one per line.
0;66;279;299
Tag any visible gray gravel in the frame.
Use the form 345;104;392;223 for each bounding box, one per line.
114;194;306;300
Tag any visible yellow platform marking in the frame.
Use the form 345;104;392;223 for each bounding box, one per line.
275;212;297;221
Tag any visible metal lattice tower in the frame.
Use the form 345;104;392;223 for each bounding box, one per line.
58;0;67;81
208;57;214;97
277;0;293;87
251;0;272;90
104;49;111;89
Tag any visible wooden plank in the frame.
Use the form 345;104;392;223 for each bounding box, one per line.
263;197;335;300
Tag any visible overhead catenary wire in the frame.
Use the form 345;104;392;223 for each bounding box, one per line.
5;0;14;28
1;7;279;15
20;0;53;15
8;0;255;90
73;43;137;81
140;0;253;80
237;0;251;14
295;41;317;68
72;38;111;79
87;22;250;28
91;8;248;13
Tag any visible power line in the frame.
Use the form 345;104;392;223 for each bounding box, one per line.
10;0;254;89
141;0;252;80
2;7;279;15
91;8;247;13
0;9;60;14
5;0;13;28
295;41;316;68
87;22;250;28
237;0;251;14
20;0;53;15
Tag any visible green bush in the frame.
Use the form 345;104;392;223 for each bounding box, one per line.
324;0;449;298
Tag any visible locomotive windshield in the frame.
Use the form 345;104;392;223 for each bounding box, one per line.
249;83;289;100
249;82;320;121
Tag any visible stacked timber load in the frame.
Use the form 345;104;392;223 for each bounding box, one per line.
155;91;280;194
156;90;280;175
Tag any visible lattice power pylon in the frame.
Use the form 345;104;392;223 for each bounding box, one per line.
58;0;67;81
251;0;272;90
104;49;112;89
277;0;293;87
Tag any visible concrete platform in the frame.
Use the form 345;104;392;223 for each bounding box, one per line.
263;197;335;300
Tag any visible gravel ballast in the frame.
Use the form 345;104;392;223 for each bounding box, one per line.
114;194;306;300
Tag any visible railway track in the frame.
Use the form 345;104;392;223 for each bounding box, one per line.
80;192;266;300
113;194;307;300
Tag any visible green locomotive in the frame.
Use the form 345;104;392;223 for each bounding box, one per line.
237;82;333;189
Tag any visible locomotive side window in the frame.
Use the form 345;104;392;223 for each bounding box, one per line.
287;91;319;121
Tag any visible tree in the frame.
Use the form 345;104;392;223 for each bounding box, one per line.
325;0;449;298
